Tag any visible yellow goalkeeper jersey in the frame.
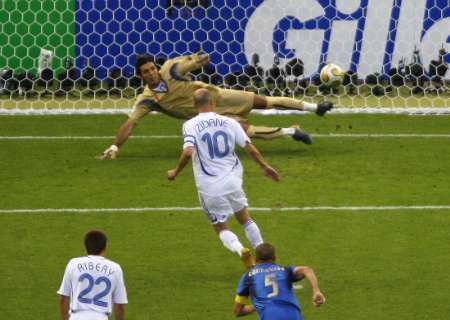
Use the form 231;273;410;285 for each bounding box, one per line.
129;54;254;122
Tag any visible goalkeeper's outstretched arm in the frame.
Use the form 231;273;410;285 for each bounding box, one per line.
172;53;210;77
99;118;137;160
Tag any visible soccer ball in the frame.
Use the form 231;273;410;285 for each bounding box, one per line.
320;63;344;87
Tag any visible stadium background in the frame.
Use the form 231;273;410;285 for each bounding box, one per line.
1;0;448;79
1;1;450;319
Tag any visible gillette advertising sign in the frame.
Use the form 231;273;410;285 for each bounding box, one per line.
244;0;449;78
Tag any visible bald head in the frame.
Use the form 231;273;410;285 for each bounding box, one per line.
193;88;213;112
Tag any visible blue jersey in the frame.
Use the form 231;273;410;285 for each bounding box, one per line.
236;263;303;320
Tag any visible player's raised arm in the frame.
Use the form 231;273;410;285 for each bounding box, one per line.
170;53;210;78
294;266;326;307
243;142;279;181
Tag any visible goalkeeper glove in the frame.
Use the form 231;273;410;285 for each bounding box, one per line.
100;145;119;160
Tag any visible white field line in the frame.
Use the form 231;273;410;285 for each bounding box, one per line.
0;135;180;140
1;133;450;140
1;205;450;214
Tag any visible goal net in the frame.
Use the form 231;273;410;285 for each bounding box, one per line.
0;0;449;115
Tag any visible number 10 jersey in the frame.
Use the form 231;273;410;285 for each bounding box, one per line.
182;112;251;196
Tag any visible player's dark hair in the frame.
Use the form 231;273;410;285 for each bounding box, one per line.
135;54;155;75
256;243;276;262
84;230;107;255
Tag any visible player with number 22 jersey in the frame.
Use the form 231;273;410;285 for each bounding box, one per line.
57;231;127;320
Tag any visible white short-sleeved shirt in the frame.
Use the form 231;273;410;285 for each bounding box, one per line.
57;255;128;317
182;112;251;195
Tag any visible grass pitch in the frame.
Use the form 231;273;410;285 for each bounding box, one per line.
1;113;450;319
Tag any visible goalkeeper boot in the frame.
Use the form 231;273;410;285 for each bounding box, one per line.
241;248;255;269
316;100;334;116
291;125;313;145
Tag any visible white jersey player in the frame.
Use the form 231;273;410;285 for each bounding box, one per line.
57;230;127;320
167;88;280;269
182;110;247;196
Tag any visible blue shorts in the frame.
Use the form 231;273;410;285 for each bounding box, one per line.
261;304;303;320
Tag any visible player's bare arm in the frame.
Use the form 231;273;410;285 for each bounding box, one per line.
243;142;279;181
58;294;70;320
234;300;256;317
167;146;194;180
114;303;126;320
294;266;326;307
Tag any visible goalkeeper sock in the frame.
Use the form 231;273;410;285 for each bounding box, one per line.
302;101;318;112
266;96;317;112
247;125;291;140
243;220;263;249
219;230;244;256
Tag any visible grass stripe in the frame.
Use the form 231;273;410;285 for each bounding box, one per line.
1;133;450;140
1;205;450;213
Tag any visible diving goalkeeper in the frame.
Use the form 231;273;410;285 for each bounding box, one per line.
100;53;333;159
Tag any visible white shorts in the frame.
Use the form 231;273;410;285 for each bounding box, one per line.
70;310;108;320
198;190;248;224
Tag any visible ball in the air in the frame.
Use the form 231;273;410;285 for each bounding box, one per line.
320;63;344;87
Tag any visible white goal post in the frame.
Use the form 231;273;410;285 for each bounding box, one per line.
0;0;448;115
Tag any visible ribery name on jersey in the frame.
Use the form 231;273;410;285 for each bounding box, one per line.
77;261;115;276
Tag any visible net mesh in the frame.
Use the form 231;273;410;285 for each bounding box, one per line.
0;0;448;114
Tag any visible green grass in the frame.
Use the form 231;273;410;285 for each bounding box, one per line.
1;113;450;319
1;85;449;110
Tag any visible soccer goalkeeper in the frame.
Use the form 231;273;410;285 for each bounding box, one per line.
100;53;333;159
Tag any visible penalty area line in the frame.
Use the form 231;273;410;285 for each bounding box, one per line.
1;205;450;214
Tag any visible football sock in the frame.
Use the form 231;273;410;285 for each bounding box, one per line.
302;101;318;112
247;125;292;140
243;220;263;249
281;127;296;136
266;96;317;112
219;230;245;256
